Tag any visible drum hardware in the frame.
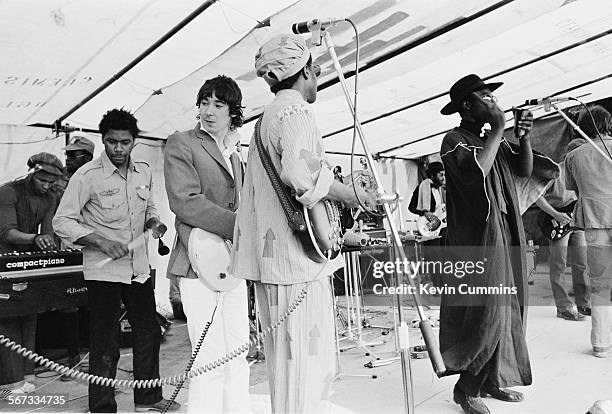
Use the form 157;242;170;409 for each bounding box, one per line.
332;277;377;381
247;283;265;365
315;24;445;413
337;251;385;358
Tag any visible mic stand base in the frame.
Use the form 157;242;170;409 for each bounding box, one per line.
332;278;378;380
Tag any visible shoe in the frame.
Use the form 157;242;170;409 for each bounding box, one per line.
5;382;36;394
577;306;591;316
556;309;585;321
453;385;490;414
593;346;611;358
135;398;181;412
480;383;524;402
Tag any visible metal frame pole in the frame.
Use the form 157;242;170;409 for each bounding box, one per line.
321;30;445;414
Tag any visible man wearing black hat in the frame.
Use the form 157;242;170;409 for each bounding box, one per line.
438;74;558;414
0;152;63;395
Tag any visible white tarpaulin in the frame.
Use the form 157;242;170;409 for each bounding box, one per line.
5;0;612;161
3;0;612;308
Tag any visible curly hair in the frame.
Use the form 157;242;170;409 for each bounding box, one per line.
196;75;244;130
99;108;140;139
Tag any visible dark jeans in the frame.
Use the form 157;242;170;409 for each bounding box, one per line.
61;309;81;358
0;315;36;386
549;229;590;311
86;279;162;413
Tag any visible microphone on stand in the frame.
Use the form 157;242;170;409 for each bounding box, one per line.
523;96;574;112
291;18;345;34
523;96;573;106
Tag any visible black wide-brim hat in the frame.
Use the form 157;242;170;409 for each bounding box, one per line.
440;74;503;115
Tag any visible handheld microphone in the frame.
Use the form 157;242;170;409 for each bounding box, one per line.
158;239;170;256
291;18;345;34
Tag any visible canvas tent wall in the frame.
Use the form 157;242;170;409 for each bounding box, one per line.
3;0;612;306
4;1;612;153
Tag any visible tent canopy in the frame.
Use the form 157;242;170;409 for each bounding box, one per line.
2;0;612;161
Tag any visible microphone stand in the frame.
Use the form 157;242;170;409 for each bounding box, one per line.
315;29;446;414
548;101;612;165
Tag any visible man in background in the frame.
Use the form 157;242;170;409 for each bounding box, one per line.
409;161;447;287
408;161;446;220
565;105;612;358
536;157;590;321
53;134;95;197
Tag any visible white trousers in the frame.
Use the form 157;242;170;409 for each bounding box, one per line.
179;277;251;413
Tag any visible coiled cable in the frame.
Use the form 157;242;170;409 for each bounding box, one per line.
0;283;309;390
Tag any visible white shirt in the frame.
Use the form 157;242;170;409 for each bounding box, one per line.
432;187;442;210
201;122;240;179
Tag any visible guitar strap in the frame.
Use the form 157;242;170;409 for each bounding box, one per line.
253;117;308;233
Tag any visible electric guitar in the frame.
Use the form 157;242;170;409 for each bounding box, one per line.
537;201;579;241
416;204;447;238
187;228;241;292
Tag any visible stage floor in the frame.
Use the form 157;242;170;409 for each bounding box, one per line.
1;263;610;413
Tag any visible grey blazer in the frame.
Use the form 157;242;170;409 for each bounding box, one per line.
164;124;243;278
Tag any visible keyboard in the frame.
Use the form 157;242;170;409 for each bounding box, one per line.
0;250;86;318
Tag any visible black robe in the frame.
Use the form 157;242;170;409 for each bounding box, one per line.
439;122;558;388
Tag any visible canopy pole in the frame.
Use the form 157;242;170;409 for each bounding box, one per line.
321;31;447;414
376;73;612;157
323;27;612;143
243;0;514;125
54;0;218;126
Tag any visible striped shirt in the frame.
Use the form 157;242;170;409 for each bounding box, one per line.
230;89;343;284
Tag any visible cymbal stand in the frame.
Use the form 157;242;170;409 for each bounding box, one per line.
365;243;405;368
338;251;384;358
332;278;377;380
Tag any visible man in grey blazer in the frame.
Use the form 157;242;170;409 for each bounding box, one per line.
164;75;250;413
